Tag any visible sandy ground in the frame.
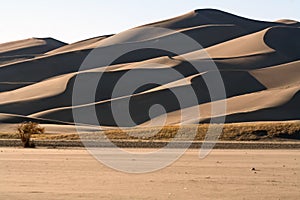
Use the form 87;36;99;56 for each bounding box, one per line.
0;148;299;200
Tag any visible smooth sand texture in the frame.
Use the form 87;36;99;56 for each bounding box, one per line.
0;38;66;56
46;35;113;55
0;9;300;127
0;38;66;67
0;148;299;200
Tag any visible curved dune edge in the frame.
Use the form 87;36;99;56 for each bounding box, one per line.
0;38;66;55
141;86;300;126
0;9;300;127
182;26;300;59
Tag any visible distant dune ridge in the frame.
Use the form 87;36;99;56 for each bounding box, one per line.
0;9;300;127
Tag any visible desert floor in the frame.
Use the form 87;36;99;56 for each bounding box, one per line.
0;148;299;200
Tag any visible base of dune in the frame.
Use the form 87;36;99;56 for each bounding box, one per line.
0;148;299;200
1;121;300;142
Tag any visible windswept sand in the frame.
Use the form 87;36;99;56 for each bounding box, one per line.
0;148;299;200
0;9;300;127
1;8;299;200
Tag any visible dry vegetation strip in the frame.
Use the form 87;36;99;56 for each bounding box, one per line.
1;121;300;141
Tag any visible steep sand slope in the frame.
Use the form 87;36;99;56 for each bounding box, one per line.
105;9;290;45
250;60;300;88
46;35;113;55
142;86;300;126
0;38;66;56
28;60;300;126
143;59;300;125
0;38;66;66
27;69;265;126
0;113;71;124
1;12;298;82
143;9;299;30
0;9;300;127
1;25;300;98
181;27;300;69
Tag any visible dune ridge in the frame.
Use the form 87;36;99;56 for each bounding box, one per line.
0;9;300;128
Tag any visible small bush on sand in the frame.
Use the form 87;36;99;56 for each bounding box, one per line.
17;122;45;148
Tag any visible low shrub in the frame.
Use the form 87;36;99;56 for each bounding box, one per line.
17;122;45;148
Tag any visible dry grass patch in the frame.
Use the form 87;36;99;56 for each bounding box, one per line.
103;121;300;141
0;121;299;141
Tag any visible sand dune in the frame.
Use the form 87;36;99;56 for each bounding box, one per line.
143;9;299;30
181;26;300;70
0;38;66;66
0;37;66;56
0;9;300;128
46;35;113;55
27;69;265;126
250;60;300;88
0;113;71;125
275;19;300;25
142;85;300;126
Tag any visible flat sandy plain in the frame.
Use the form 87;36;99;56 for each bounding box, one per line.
1;148;299;200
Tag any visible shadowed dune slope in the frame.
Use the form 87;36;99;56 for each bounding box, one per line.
181;27;300;66
28;69;266;126
0;9;300;127
140;86;300;126
46;35;113;55
0;38;67;66
250;60;300;88
143;9;299;30
0;38;66;56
